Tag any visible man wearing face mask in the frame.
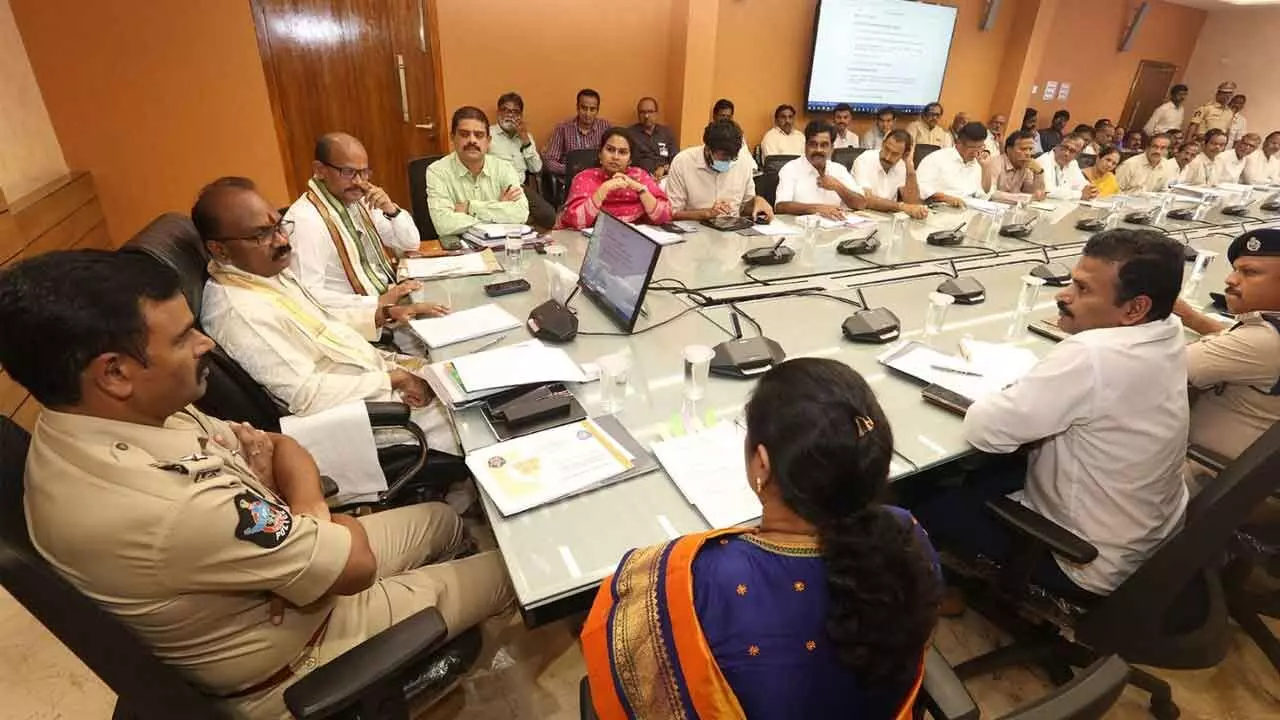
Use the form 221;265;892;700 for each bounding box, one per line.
487;92;557;228
666;119;773;221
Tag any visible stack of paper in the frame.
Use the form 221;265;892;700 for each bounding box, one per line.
963;197;1003;214
878;340;1038;402
408;304;521;348
635;225;685;245
652;422;762;528
450;342;588;392
401;250;501;279
461;223;539;248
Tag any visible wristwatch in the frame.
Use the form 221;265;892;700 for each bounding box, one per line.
384;206;402;218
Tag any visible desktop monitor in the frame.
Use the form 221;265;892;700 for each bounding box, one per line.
578;212;663;333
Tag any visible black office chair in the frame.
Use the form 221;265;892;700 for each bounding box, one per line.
914;143;941;167
577;647;1129;720
1077;154;1097;169
761;154;799;174
0;414;472;720
946;420;1280;719
407;155;445;241
832;146;865;170
755;172;781;208
545;148;600;208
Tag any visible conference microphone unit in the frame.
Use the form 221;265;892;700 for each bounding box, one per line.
926;222;967;246
742;237;795;266
527;286;580;343
710;311;785;378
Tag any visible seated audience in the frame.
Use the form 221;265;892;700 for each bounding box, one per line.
1174;141;1202;182
1116;133;1177;193
426;106;530;238
1037;133;1097;201
628;96;678;179
1083;119;1115;156
1143;84;1187;136
1215;132;1260;185
712;98;758;171
543;88;611;176
907;102;950;149
761;104;805;158
558;128;672;229
982;130;1046;203
1226;94;1248;146
1070;123;1095;148
196;178;458;454
862;106;896;150
1182;129;1228;185
851;129;928;219
983;113;1008;158
1081;145;1122;197
1187;81;1237;139
916;121;988;207
1172;229;1280;483
775;121;908;220
1166;128;1185;152
285;132;421;313
582;358;941;719
0;250;513;719
489;91;557;228
918;229;1189;598
1038;109;1070;153
1017;108;1043;155
667;119;773;221
1121;130;1146;151
1242;131;1280;185
831;103;859;148
948;111;970;146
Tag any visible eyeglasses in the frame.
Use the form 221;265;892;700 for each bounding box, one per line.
210;218;294;245
322;161;373;180
498;106;522;115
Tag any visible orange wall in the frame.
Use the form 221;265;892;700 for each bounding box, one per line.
0;0;65;200
9;0;288;241
435;0;675;151
1183;7;1280;137
1028;0;1205;126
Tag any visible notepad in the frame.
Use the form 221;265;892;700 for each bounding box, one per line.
653;422;762;528
408;304;521;348
751;222;803;236
635;225;685;245
878;340;1037;402
401;250;501;279
450;343;588;392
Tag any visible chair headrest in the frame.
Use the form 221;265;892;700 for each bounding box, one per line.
121;214;210;314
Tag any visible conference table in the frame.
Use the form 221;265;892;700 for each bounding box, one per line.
409;194;1274;626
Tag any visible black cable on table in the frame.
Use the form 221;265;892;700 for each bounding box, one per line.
576;304;704;337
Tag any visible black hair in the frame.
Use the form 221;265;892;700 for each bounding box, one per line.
712;98;735;115
957;121;988;144
637;96;659;111
703;119;744;155
1082;229;1184;321
1204;128;1227;144
1052;109;1071;123
1062;132;1088;146
497;91;524;112
1005;129;1036;150
577;88;601;105
1176;140;1201;154
886;129;911;146
1266;131;1280;144
599;127;633;155
1094;118;1113;130
803;119;835;144
1171;84;1188;96
833;103;853;115
1094;144;1122;164
1230;94;1247;104
1022;107;1038;122
876;106;896;120
775;104;797;119
1071;123;1094;135
924;102;943;115
744;358;940;690
1147;132;1171;148
450;106;490;135
0;250;182;407
191;176;257;240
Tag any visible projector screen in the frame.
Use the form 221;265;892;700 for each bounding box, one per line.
806;0;959;115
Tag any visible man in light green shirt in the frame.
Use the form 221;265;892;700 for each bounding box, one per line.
426;106;530;238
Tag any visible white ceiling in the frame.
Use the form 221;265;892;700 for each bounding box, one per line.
1164;0;1280;9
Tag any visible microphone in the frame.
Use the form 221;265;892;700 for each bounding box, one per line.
742;236;796;265
731;312;743;339
769;236;787;258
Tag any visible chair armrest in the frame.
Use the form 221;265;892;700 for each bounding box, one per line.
919;646;979;720
364;401;411;428
283;607;447;719
985;496;1098;565
999;655;1129;720
1187;443;1230;474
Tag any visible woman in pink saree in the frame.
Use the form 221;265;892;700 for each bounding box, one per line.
557;127;672;229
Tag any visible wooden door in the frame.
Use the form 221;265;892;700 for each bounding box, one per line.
1119;61;1178;134
251;0;444;207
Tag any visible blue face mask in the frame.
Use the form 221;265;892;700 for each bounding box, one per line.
710;158;734;173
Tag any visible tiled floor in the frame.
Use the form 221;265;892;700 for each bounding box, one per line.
3;584;1279;719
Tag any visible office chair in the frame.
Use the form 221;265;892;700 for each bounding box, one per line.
407;155;445;241
762;154;799;174
755;172;781;208
577;648;1129;720
832;146;865;170
1077;154;1097;169
946;420;1280;720
913;143;941;167
545;149;600;208
0;414;473;720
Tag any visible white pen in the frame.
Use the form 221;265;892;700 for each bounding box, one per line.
472;333;509;352
930;364;983;377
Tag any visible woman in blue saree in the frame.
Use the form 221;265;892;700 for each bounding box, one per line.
582;358;942;719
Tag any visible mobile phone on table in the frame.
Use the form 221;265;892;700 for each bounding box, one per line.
483;279;531;297
660;223;692;234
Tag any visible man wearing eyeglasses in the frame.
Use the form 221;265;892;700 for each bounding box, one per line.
285;132;425;317
1035;133;1098;200
906;102;952;149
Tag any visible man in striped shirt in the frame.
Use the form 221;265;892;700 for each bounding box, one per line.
543;88;612;177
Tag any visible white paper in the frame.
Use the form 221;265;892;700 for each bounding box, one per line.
472;223;532;239
466;419;635;516
879;341;1037;402
963;197;1003;214
408;304;521;348
752;222;803;236
653;423;762;528
635;225;685;245
451;343;588;392
280;401;386;505
402;253;492;279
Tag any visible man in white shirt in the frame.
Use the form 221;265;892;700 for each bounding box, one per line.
907;102;951;149
1174;141;1202;184
194;178;458;454
667;119;773;221
916;121;988;207
983;113;1008;159
712;98;758;172
1180;129;1228;187
1242;131;1280;185
1143;84;1187;136
831;104;859;149
861;107;896;150
1214;133;1260;185
760;104;805;159
285;132;426;315
1116;133;1177;193
1037;133;1098;200
1226;94;1248;146
850;129;928;219
918;229;1190;597
774;120;909;220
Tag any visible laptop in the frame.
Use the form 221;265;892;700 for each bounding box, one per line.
579;212;664;333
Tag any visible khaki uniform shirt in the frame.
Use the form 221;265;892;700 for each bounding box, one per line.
1188;312;1280;462
24;407;351;698
906;120;952;149
1189;102;1233;134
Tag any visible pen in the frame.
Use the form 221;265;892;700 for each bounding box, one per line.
930;364;983;377
472;333;509;353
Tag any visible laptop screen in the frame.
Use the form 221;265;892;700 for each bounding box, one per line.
578;212;663;333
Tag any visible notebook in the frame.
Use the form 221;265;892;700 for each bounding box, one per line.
407;304;521;349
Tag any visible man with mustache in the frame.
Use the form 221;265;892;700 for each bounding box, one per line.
774;120;908;220
0;250;513;718
427;106;530;238
1115;133;1177;193
285;132;428;315
760;104;805;159
487;92;557;229
1241;131;1280;185
1213;132;1260;185
197;177;460;455
1173;228;1280;483
916;121;989;208
919;229;1189;598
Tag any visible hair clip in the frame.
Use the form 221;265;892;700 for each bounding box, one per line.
855;416;875;437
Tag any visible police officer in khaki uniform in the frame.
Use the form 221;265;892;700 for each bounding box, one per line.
1173;228;1280;484
0;250;514;719
1185;81;1237;139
